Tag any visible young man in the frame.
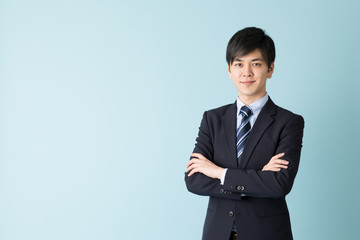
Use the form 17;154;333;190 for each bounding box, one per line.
185;27;304;240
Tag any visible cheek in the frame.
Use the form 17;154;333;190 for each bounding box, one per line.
231;78;237;85
258;72;269;81
229;71;239;80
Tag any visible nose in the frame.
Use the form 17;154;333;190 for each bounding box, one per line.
242;65;253;77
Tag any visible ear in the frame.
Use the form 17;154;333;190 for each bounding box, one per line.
227;64;232;78
267;62;275;79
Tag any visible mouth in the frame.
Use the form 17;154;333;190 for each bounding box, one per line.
240;81;255;86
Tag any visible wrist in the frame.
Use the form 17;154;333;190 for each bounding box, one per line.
217;167;225;179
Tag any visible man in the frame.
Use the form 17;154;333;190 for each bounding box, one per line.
185;27;304;240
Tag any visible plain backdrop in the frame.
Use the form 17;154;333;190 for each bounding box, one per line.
1;0;359;239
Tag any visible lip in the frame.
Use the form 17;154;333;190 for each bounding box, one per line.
241;81;255;86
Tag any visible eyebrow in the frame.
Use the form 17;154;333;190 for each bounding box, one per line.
233;58;264;62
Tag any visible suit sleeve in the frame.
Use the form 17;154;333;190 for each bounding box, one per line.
184;111;243;200
223;114;305;198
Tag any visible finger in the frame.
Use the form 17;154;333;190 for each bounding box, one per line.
187;161;205;172
186;160;199;170
263;166;280;172
267;163;288;169
263;163;288;171
268;158;288;164
187;168;199;177
187;158;205;168
186;164;194;173
190;153;205;159
277;164;288;169
266;167;282;172
271;152;285;160
270;159;289;165
187;158;200;168
272;164;288;170
186;160;194;169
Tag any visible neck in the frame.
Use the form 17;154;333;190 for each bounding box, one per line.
237;93;266;106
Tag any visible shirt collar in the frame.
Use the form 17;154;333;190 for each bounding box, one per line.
236;93;269;118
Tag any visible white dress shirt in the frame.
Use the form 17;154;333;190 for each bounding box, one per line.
220;93;269;184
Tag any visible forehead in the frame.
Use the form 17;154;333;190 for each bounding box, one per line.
233;48;265;61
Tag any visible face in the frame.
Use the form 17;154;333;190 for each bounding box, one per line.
228;48;274;104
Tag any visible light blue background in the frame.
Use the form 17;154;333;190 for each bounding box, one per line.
1;0;359;239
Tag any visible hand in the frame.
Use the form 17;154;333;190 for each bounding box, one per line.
186;153;224;179
262;153;289;172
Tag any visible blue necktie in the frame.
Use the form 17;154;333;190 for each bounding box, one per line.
236;105;253;166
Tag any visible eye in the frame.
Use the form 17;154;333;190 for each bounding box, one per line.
234;63;242;67
252;63;261;66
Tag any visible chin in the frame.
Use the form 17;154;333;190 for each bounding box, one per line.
240;91;255;96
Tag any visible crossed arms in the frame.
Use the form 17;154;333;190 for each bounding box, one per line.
186;152;288;179
184;111;304;199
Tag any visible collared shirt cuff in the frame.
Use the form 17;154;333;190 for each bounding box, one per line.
220;168;228;185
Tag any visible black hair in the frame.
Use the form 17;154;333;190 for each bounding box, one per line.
226;27;275;68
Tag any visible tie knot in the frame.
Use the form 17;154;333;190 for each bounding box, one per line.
240;105;252;118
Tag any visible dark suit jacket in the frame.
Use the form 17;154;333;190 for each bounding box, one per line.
185;97;304;240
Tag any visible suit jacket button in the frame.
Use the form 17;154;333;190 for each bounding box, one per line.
220;189;224;193
229;211;234;217
236;186;242;191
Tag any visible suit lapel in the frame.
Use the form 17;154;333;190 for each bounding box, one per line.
239;98;277;169
222;102;238;168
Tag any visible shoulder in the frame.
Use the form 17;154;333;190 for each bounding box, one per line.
207;103;234;113
272;103;305;126
275;105;302;118
204;103;234;118
197;103;235;126
198;103;235;131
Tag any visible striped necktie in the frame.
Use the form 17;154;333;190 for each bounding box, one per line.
236;105;253;166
